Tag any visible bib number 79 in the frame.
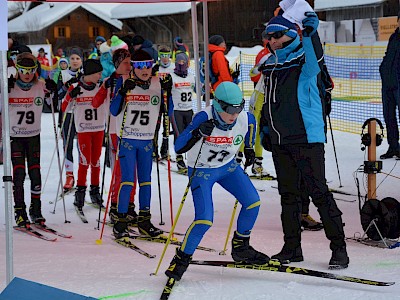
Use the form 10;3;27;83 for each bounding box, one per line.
17;111;35;124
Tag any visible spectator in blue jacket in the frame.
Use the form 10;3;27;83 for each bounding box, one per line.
259;13;349;269
379;13;400;159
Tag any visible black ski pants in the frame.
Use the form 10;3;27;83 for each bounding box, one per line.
271;143;346;251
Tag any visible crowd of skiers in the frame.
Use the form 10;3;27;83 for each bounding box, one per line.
5;3;351;284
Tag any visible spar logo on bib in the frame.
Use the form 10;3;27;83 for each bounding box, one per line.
233;135;244;145
206;136;233;144
127;95;150;102
151;95;160;105
34;97;43;106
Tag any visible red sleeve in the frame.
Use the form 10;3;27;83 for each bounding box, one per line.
61;85;74;112
92;86;107;108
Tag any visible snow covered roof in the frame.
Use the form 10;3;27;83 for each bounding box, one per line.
111;2;192;19
8;3;122;33
314;0;387;11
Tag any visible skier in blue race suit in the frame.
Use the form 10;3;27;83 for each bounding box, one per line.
110;50;172;239
165;81;270;281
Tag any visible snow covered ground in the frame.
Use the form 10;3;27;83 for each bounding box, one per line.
1;113;400;300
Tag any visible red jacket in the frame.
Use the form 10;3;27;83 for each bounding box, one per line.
209;44;232;91
251;47;270;83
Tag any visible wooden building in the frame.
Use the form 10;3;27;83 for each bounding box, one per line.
8;3;122;54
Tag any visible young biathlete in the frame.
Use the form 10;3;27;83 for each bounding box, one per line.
165;81;269;281
93;48;137;224
170;52;195;172
57;47;84;192
110;50;171;238
9;52;57;227
156;45;175;160
61;59;106;210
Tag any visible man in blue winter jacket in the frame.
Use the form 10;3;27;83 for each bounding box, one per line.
259;13;349;269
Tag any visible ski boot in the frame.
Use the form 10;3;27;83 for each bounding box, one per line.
329;246;349;269
301;214;323;231
89;185;104;208
113;213;129;240
63;172;75;192
160;137;169;160
251;157;264;175
127;203;138;227
176;155;187;174
74;186;86;208
271;244;303;264
138;210;163;237
14;205;30;228
231;231;270;265
29;199;46;225
165;248;193;281
109;203;118;224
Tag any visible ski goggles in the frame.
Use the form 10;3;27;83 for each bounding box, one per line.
264;29;289;40
159;52;172;58
15;64;38;75
131;60;154;70
215;97;245;115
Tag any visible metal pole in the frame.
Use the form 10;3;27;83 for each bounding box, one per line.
1;50;14;284
191;2;202;112
203;1;210;106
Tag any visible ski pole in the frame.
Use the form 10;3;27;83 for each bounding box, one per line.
162;90;174;229
152;138;205;276
219;199;238;255
42;144;56;194
328;115;343;187
52;103;76;214
50;92;70;223
96;114;111;230
96;103;128;244
154;109;164;225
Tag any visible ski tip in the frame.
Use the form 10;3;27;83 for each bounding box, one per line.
95;239;103;245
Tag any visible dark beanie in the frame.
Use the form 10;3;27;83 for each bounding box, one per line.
131;35;145;46
83;59;103;75
131;49;152;62
69;47;84;60
266;16;298;39
16;52;37;68
209;35;225;46
113;48;131;69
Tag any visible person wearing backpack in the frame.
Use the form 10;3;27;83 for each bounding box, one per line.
208;35;233;91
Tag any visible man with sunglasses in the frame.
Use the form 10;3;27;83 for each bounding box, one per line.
259;13;349;269
164;81;269;282
110;50;168;239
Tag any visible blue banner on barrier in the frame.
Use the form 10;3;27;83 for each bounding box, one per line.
0;277;98;300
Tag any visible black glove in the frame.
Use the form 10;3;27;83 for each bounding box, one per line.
231;64;240;81
160;74;173;91
244;147;255;167
45;78;57;92
120;78;136;96
324;91;332;116
8;75;16;93
65;76;79;89
152;64;160;76
192;120;215;138
69;86;83;98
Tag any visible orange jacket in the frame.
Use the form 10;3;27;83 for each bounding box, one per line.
209;44;232;91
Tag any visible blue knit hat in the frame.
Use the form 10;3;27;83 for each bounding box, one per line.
265;16;297;39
